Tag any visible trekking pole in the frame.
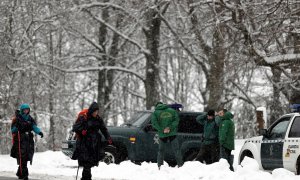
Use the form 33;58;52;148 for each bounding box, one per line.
18;131;22;177
76;165;79;180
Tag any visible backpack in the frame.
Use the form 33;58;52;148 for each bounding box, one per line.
72;108;89;140
76;108;88;123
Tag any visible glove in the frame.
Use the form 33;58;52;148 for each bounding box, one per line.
108;137;113;145
39;132;44;138
82;130;87;136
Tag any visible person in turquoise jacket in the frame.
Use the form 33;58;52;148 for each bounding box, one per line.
195;109;221;164
151;102;183;169
10;103;44;180
218;109;235;171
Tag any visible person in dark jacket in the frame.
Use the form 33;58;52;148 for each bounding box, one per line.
151;102;183;169
10;103;44;180
195;109;221;164
218;109;235;171
72;102;112;180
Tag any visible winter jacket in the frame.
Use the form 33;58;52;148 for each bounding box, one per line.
219;112;235;150
71;102;110;167
196;113;221;145
10;109;41;164
11;104;41;134
151;104;179;138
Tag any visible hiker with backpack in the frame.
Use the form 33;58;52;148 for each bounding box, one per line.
10;103;44;180
195;109;221;164
151;102;183;169
71;102;112;180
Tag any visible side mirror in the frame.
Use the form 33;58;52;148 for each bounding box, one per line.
259;129;268;136
144;124;154;132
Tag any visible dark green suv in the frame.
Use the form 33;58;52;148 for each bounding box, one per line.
62;110;204;165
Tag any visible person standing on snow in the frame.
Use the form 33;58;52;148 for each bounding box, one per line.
10;103;44;180
218;109;235;171
195;109;221;164
151;102;183;169
72;102;112;180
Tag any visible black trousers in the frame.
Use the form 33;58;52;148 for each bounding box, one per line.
196;143;219;164
16;159;28;178
220;146;234;171
81;165;92;180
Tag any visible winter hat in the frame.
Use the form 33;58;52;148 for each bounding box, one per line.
88;102;99;115
207;109;215;116
19;103;30;114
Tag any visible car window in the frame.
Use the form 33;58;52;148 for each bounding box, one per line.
178;114;203;134
269;116;291;139
123;112;151;127
288;116;300;138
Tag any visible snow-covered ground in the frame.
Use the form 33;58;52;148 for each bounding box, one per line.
0;140;299;180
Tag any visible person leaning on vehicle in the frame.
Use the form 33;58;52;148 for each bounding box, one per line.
10;103;44;180
195;109;221;164
151;102;183;169
71;102;113;180
218;109;235;171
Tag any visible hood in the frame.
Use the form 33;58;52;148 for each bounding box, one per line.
88;102;99;115
155;104;169;110
19;103;30;114
223;111;234;120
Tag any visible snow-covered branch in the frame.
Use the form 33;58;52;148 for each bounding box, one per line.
68;26;104;52
76;2;137;21
43;63;145;82
158;11;209;76
82;9;150;56
254;48;300;65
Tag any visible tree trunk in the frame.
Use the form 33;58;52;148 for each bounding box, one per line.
103;15;122;123
188;1;226;111
206;26;226;111
48;30;56;150
290;33;300;104
269;67;282;126
97;0;109;119
144;7;161;109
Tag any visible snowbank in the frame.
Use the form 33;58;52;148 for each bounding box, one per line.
0;140;298;180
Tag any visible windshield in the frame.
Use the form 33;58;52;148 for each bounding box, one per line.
123;112;151;127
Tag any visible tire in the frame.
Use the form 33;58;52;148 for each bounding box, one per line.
183;149;198;162
239;150;254;165
116;144;128;162
102;145;119;165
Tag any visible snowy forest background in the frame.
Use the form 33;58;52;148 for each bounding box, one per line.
0;0;300;154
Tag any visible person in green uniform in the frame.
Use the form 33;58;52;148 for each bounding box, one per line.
151;102;183;169
218;109;235;171
195;109;221;164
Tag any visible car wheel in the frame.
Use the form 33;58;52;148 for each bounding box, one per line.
239;150;254;165
102;145;118;164
183;149;198;162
